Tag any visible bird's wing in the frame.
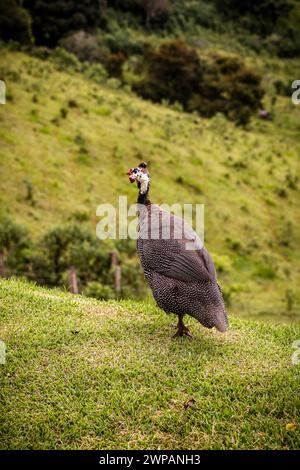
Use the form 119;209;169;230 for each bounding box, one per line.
142;239;217;283
138;205;217;283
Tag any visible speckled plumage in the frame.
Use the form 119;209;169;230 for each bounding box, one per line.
129;162;228;334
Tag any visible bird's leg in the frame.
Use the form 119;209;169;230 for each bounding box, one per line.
173;314;193;339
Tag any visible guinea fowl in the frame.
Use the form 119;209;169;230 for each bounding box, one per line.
127;162;228;338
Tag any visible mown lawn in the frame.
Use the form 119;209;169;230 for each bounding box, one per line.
0;278;299;449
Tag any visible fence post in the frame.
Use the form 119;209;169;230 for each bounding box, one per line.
69;266;78;294
115;266;121;295
111;251;122;295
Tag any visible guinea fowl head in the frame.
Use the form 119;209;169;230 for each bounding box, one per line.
127;162;150;199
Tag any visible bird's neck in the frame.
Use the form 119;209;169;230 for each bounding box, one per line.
137;183;151;205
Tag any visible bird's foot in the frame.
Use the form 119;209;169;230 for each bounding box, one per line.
172;325;193;340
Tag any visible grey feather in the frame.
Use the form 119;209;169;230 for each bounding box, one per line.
137;203;228;332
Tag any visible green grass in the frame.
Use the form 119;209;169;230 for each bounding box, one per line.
0;278;299;449
0;47;300;323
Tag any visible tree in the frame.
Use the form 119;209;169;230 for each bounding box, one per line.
23;0;106;47
136;41;264;125
0;0;33;44
188;54;264;125
135;39;203;107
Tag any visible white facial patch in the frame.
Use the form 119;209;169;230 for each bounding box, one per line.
137;172;150;194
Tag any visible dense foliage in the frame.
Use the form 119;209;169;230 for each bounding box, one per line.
0;48;299;318
213;0;291;35
0;216;147;300
189;54;264;125
60;30;108;63
0;215;31;276
1;0;275;124
135;39;204;108
0;0;32;44
135;40;263;124
1;0;299;57
109;0;170;26
23;0;106;47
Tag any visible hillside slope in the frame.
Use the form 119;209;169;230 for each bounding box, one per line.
0;48;300;322
0;278;299;449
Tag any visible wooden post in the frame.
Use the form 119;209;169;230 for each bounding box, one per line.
69;266;78;294
111;251;122;295
111;251;117;268
115;266;121;295
0;251;5;278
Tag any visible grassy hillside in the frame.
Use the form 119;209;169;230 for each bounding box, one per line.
0;47;300;322
0;278;299;450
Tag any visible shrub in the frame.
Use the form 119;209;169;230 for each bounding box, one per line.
273;79;292;97
60;107;68;119
165;0;218;33
84;281;115;300
188;54;264;125
254;262;277;280
30;46;52;60
51;47;81;72
120;258;148;298
30;223;112;288
69;210;90;222
102;28;144;55
105;52;127;78
82;63;108;84
135;39;204;108
67;99;78;108
114;240;148;298
0;215;32;276
106;78;122;89
115;239;137;257
0;217;148;299
60;31;109;63
226;237;243;252
135;41;263;125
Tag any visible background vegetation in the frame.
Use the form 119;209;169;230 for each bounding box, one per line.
0;1;300;319
0;0;300;452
